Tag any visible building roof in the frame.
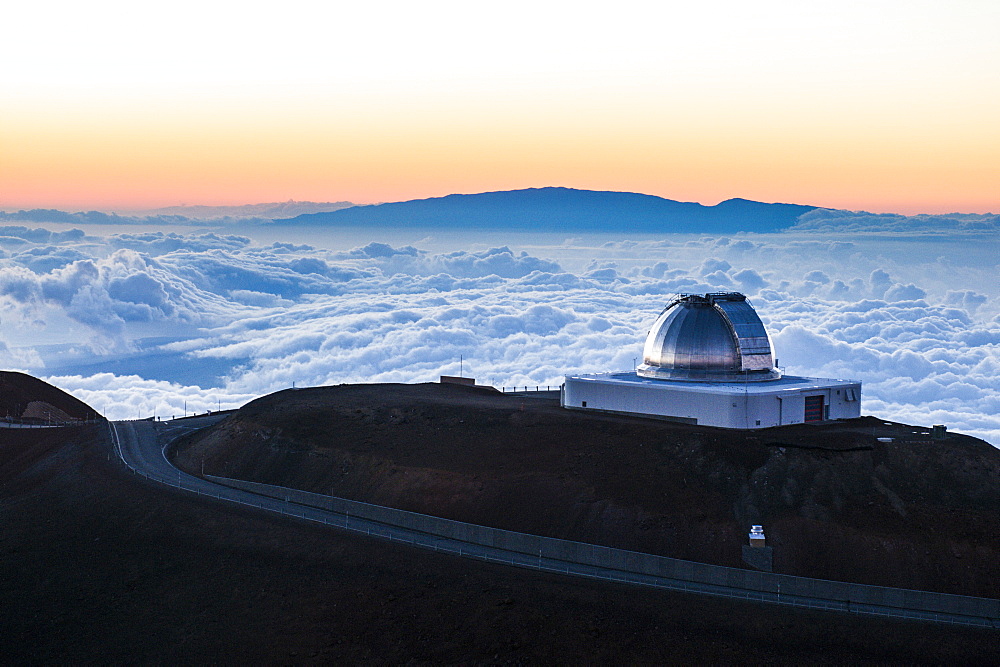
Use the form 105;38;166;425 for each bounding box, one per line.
568;371;859;396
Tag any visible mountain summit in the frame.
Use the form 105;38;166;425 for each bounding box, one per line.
273;187;818;233
0;371;98;422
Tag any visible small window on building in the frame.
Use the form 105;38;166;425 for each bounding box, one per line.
582;401;587;408
755;420;761;426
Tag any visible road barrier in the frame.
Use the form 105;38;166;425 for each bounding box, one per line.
108;421;1000;629
1;418;104;429
209;475;1000;628
501;387;559;394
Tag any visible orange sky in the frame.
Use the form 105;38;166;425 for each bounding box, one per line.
2;2;998;215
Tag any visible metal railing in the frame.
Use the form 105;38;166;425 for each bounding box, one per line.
1;417;103;429
500;386;559;393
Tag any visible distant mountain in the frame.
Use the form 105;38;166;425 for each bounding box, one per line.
0;201;356;226
273;187;819;233
139;200;356;220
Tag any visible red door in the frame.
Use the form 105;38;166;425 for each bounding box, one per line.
804;395;824;422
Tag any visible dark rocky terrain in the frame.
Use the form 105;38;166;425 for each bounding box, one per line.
3;374;999;662
174;382;1000;600
0;370;100;422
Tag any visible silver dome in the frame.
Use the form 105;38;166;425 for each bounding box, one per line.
636;293;780;382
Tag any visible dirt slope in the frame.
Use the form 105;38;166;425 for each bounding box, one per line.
3;421;999;662
0;370;98;422
174;382;1000;599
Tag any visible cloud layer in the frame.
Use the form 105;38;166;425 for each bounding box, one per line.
791;209;1000;234
0;226;996;446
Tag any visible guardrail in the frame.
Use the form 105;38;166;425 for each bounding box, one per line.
106;421;1000;630
1;418;103;429
500;386;559;393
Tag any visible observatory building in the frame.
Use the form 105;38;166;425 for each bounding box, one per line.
561;293;861;429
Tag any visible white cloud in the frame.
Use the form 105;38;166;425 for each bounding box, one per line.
792;210;1000;234
12;246;90;272
732;268;767;292
945;289;988;313
884;283;927;302
46;373;257;420
109;231;252;255
0;226;86;244
0;228;993;446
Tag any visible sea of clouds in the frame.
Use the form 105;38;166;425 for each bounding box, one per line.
0;220;997;445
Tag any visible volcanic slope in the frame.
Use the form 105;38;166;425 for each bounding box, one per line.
1;399;997;661
0;370;99;422
0;374;1000;664
174;382;1000;600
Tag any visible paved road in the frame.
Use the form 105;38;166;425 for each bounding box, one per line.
111;418;337;519
110;419;743;592
107;418;1000;629
111;418;606;565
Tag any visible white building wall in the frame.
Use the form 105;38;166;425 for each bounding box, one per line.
562;376;861;429
827;383;862;420
746;394;780;428
777;394;801;425
562;379;747;428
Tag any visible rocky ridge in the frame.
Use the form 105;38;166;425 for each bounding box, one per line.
173;382;1000;599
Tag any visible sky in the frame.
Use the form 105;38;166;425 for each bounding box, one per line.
1;2;997;446
3;1;999;213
